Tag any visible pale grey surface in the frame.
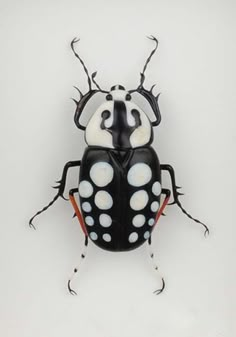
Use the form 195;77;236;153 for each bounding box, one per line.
0;0;235;336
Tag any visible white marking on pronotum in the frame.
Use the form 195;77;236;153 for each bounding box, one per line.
127;102;152;148
85;102;114;148
82;202;92;212
90;162;114;187
99;214;112;227
127;163;152;187
132;214;146;228
79;180;93;198
130;190;149;211
95;191;113;210
128;232;138;243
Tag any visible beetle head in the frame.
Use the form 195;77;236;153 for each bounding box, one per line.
71;36;161;147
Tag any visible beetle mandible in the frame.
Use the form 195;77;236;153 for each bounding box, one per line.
29;36;209;295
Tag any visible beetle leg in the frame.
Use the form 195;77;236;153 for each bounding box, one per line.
148;189;170;295
69;188;88;236
67;235;88;296
29;160;81;229
147;236;165;295
160;164;210;236
154;188;171;227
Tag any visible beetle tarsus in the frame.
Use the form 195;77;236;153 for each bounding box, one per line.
67;236;88;296
153;278;165;295
67;280;77;296
148;237;166;296
29;194;60;229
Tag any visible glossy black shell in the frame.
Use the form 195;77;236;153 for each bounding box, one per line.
78;146;161;252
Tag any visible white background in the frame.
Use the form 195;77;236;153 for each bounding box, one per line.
0;0;235;336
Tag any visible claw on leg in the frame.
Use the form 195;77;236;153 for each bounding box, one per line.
153;278;165;295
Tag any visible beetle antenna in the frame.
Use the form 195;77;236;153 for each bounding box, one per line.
92;72;108;93
67;236;88;296
92;71;102;90
147;236;165;295
139;36;159;88
71;37;93;91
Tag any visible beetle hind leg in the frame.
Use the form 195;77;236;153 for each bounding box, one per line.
67;235;88;296
147;237;166;295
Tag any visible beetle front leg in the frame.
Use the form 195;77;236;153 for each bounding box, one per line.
160;164;209;236
29;160;81;229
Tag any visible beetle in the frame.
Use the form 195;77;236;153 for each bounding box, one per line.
29;36;209;295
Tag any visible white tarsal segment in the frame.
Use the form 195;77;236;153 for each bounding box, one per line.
85;101;114;148
79;180;93;198
90;162;114;187
95;191;113;210
130;190;149;211
127;163;152;187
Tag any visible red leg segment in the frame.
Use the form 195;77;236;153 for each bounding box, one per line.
69;188;88;236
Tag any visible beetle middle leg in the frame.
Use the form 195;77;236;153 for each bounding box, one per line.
161;164;210;236
29;160;81;229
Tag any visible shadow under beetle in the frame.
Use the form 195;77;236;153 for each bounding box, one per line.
29;36;209;295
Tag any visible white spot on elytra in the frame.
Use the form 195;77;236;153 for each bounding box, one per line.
90;162;114;187
82;202;92;212
103;233;112;242
130;190;149;211
79;180;93;198
148;218;155;226
127;163;152;187
99;214;112;227
128;232;138;243
95;191;113;210
90;232;98;240
152;181;161;196
144;231;150;239
151;201;159;212
132;214;145;228
85;216;94;226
